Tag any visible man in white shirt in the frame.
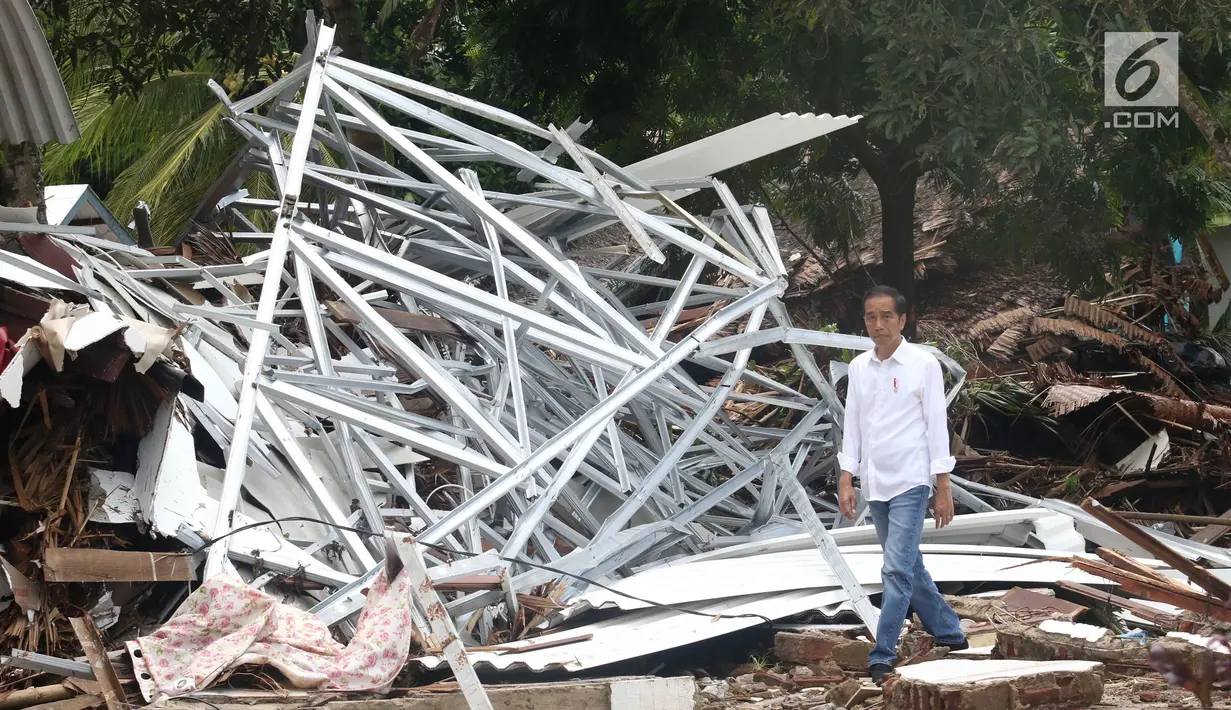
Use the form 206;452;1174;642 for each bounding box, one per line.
837;286;967;684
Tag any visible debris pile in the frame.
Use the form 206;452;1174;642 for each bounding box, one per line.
3;19;1231;710
942;239;1231;530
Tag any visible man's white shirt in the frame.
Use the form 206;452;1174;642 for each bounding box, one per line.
837;340;955;502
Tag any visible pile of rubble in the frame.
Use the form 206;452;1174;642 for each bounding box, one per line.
3;18;1231;710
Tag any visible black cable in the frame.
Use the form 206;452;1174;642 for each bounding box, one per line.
193;517;776;627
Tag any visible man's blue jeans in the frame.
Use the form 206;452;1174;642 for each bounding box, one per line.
867;484;965;667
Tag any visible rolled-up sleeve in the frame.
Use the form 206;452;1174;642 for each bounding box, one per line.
923;356;956;475
837;364;862;476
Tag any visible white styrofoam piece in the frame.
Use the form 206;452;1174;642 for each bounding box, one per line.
1031;514;1087;553
1038;619;1108;643
0;339;41;407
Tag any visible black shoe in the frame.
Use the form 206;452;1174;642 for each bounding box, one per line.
940;639;970;652
869;663;894;684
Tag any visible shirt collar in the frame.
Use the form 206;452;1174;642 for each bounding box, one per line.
871;339;907;365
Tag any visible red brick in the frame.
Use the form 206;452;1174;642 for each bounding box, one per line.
774;631;873;670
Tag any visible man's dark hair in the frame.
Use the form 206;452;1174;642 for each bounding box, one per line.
863;285;908;316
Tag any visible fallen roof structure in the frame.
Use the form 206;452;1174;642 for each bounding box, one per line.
6;18;1231;710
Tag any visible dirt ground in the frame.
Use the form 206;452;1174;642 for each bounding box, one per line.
1099;678;1231;709
696;676;1231;709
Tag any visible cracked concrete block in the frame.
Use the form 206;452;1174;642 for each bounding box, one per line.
885;659;1103;710
995;622;1148;665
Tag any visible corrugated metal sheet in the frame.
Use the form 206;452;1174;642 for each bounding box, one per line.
412;543;1124;673
0;0;79;145
572;547;1118;614
664;509;1057;567
415;588;855;673
626;112;861;184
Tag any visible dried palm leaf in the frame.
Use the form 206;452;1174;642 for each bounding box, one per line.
1063;296;1166;344
1033;317;1127;350
987;324;1030;361
1139;392;1231;427
970;306;1038;341
1031;361;1079;385
1025;333;1072;363
1043;384;1122;416
1135;354;1189;399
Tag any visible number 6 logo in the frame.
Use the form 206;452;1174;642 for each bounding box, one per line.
1116;37;1169;103
1104;32;1179;108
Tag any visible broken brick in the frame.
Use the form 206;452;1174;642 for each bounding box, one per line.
775;631;874;670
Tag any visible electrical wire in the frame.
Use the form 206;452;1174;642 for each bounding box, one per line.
194;516;776;627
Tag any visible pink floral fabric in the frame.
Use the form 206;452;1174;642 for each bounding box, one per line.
130;569;414;697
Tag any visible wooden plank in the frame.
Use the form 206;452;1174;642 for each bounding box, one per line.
67;618;125;710
1198;233;1230;290
468;633;595;654
1190;508;1231;546
1080;498;1231;601
1068;559;1231;623
24;695;103;710
1056;580;1188;631
44;548;196;583
325;300;462;339
0;686;74;710
999;587;1086;621
1093;547;1195;595
433;574;503;592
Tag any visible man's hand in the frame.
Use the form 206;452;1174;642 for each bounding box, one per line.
933;475;954;529
839;471;857;521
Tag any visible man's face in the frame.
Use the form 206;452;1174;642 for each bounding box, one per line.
864;295;906;345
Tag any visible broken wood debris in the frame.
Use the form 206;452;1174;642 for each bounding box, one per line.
4;17;1231;710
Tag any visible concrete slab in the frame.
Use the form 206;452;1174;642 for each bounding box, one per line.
886;659;1103;710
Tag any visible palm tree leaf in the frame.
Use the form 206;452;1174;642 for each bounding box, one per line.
105;102;240;244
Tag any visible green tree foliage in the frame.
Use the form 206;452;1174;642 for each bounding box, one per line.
31;0;316;242
35;0;314;98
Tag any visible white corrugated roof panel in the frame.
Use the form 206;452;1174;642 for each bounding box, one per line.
0;0;79;145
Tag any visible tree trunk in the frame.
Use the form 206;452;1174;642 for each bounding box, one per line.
321;0;384;160
0;141;46;221
1179;71;1231;177
877;172;919;338
844;129;922;338
322;0;369;64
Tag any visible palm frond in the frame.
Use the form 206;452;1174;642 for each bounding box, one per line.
105;102;240;244
44;63;219;184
